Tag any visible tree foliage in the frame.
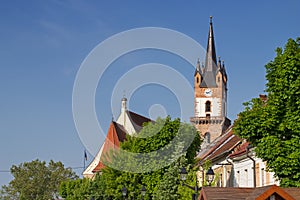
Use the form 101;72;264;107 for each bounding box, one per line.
61;117;201;199
234;38;300;187
102;117;201;199
0;159;78;200
60;178;91;200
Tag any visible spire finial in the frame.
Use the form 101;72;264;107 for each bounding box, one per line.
210;16;213;23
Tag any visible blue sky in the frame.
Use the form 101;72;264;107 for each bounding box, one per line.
0;1;299;186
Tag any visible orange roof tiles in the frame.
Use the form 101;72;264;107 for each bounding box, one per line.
91;111;151;173
92;121;127;172
229;141;250;159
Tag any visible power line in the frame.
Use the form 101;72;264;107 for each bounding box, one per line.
0;166;84;173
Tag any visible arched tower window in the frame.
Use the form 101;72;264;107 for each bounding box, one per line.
196;77;199;83
204;132;211;144
205;101;211;112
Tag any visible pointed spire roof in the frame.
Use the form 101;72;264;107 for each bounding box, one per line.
196;58;201;71
200;16;218;87
194;58;201;76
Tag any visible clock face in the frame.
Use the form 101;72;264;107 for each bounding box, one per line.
204;89;212;96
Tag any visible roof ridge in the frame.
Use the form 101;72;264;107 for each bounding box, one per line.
127;110;152;121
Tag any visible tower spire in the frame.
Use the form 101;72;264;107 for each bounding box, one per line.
205;16;217;72
200;16;218;87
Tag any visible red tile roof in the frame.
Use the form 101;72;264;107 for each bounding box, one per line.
283;188;300;200
92;121;127;172
199;187;254;200
247;185;297;200
197;126;241;163
229;141;250;159
206;134;241;161
87;110;151;174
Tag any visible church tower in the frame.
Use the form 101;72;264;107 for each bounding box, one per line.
191;17;231;145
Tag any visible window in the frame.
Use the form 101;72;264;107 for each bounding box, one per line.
237;171;240;186
205;101;211;112
244;169;248;187
204;132;210;144
227;171;231;187
219;173;223;187
261;168;265;186
196;77;199;83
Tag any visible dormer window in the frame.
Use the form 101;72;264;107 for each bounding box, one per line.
205;101;211;112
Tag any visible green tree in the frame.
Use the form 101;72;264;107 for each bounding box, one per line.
152;162;180;200
89;117;201;199
60;178;91;200
234;38;300;187
0;159;78;200
60;117;201;199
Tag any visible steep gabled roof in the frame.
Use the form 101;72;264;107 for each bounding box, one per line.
126;110;152;132
83;97;153;178
92;121;127;173
246;185;297;200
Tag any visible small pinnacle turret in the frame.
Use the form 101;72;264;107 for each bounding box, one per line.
195;58;201;75
218;56;222;69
